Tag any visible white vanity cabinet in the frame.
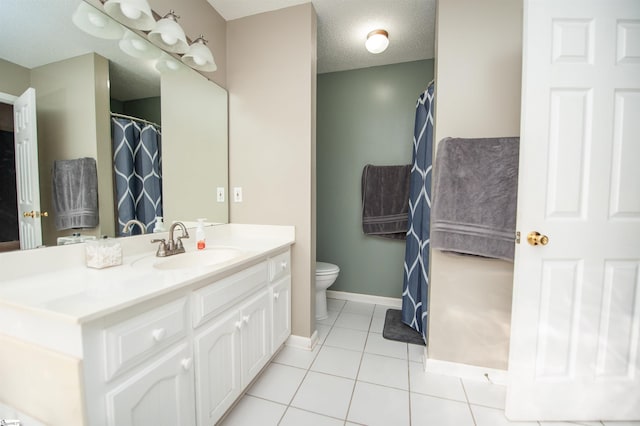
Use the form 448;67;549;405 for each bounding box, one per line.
192;261;272;426
83;297;195;426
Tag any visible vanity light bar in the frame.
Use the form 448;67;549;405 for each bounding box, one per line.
98;0;216;73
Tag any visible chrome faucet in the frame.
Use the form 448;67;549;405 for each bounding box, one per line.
151;221;189;257
122;219;147;235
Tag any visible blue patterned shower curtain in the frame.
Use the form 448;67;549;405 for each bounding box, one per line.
112;117;163;235
401;82;435;341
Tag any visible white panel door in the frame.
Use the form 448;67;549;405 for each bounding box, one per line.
240;290;271;388
271;276;291;351
507;0;640;421
106;344;195;426
13;88;42;249
194;309;242;426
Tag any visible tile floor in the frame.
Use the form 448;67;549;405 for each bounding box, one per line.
219;298;639;426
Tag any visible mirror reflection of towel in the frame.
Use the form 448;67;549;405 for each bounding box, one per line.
52;157;99;230
361;164;412;240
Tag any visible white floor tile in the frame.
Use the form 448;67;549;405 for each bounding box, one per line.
246;363;306;405
219;395;286;426
279;407;344;426
357;352;409;390
410;393;475;426
601;422;640;426
408;343;425;363
540;423;604;426
324;326;368;352
472;405;539;426
365;332;408;359
374;304;397;318
315;324;332;345
273;344;321;370
409;363;467;402
311;345;362;379
327;298;346;312
370;314;386;333
290;371;354;419
462;378;507;409
347;381;410;426
335;312;372;331
342;301;375;316
316;309;339;326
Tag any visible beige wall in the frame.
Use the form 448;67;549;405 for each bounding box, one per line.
31;54;113;245
162;67;229;225
429;0;523;369
227;4;317;339
0;58;30;97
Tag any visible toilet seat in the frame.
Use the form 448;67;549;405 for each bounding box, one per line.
316;262;339;276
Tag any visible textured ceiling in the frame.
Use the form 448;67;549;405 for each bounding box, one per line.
207;0;436;74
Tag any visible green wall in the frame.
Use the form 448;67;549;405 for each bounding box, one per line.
317;59;434;298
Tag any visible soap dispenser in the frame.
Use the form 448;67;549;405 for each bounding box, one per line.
154;216;166;233
196;218;206;250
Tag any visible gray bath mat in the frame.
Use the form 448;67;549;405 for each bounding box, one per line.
382;309;425;346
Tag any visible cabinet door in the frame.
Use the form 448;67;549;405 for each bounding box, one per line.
106;343;195;426
271;276;291;351
194;310;242;426
240;290;271;387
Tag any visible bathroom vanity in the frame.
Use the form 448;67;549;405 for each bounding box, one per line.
0;224;294;426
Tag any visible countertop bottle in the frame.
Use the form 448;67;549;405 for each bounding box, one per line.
196;218;206;250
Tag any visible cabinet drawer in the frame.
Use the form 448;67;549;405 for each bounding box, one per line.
104;298;187;381
192;262;268;327
268;250;290;283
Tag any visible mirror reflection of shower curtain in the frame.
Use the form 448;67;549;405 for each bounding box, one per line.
111;117;162;235
401;81;434;342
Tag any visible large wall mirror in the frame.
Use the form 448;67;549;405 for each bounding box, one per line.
0;0;228;252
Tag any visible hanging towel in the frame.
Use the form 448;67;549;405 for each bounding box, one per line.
52;157;99;230
431;137;519;261
361;164;412;240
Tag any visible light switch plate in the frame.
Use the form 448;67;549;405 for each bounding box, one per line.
216;187;224;202
233;187;242;202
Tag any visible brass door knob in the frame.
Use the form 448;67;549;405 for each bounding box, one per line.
527;231;549;246
23;211;48;218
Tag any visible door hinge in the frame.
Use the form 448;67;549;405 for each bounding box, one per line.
515;231;521;244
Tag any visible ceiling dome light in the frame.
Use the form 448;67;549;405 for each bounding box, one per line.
148;10;189;53
365;29;389;54
103;0;155;31
181;36;217;72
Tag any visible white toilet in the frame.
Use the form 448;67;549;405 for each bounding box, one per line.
315;262;340;320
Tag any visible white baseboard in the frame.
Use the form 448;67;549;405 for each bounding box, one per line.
286;329;319;351
424;357;508;385
326;290;402;308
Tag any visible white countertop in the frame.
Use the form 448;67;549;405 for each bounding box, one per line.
0;224;295;325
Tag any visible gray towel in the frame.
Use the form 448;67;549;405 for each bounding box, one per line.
431;137;519;261
361;164;412;240
52;157;99;230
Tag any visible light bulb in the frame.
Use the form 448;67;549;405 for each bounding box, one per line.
365;30;389;54
193;55;207;66
131;38;146;51
87;12;107;28
161;33;177;46
120;3;142;20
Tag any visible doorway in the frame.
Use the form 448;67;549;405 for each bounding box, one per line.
0;101;19;252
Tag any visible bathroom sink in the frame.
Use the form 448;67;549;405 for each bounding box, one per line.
132;247;244;270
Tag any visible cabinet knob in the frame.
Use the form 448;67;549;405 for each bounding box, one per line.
274;292;280;301
242;315;250;324
280;261;287;270
235;320;242;330
181;358;192;371
151;328;166;342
